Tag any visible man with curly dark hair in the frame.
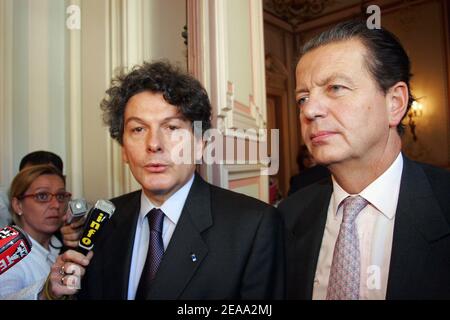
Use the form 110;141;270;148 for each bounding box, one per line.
76;61;285;300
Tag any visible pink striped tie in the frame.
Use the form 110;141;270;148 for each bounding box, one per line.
326;195;368;300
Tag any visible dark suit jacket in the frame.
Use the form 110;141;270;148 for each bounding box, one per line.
78;174;285;299
279;156;450;299
288;165;330;196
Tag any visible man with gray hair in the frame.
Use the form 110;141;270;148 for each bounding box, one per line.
279;20;450;300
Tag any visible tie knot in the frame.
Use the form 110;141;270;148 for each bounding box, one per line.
147;208;164;233
341;195;368;224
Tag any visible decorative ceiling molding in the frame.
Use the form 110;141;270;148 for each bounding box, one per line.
264;0;426;30
263;0;337;26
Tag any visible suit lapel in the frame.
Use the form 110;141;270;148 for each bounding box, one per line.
147;174;212;299
387;157;450;299
102;191;141;299
287;179;332;299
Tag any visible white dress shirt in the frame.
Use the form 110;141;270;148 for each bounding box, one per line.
0;235;61;300
127;174;194;300
312;153;403;300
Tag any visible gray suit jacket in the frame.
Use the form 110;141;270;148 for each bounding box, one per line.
78;173;285;299
279;156;450;299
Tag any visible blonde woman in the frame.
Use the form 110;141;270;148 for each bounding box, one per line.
0;165;92;300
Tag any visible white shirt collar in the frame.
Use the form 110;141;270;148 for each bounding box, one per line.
29;235;62;264
139;174;195;225
331;153;404;220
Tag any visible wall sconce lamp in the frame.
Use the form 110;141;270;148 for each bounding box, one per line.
408;101;423;141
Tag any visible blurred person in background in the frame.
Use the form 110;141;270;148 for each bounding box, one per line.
288;145;330;195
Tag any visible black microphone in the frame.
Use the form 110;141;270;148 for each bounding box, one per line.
0;225;32;275
77;199;116;254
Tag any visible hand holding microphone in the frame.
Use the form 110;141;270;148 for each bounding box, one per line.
41;249;93;300
60;199;89;248
76;199;115;254
43;199;115;299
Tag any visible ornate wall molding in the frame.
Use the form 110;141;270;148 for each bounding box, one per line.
206;0;269;201
222;164;263;199
68;0;83;198
106;0;149;197
0;0;13;187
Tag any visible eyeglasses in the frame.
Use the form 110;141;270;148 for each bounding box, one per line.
19;192;72;203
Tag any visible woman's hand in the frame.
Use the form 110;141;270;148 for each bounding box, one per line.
39;249;93;300
60;215;86;248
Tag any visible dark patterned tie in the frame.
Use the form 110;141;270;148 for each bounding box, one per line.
326;195;368;300
135;208;165;300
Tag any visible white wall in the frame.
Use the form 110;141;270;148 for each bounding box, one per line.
79;0;188;202
1;0;270;203
0;0;187;203
146;0;187;69
204;0;269;201
226;0;252;104
0;0;67;189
